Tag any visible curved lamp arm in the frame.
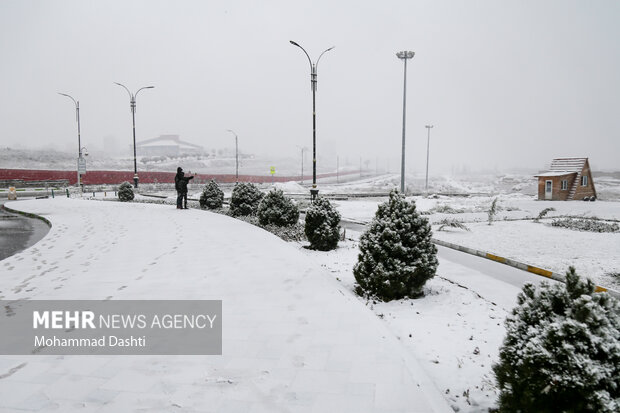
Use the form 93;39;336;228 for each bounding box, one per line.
114;82;132;99
315;46;335;71
58;92;77;107
290;40;313;71
135;86;155;99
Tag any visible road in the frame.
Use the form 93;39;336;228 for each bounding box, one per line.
341;219;557;310
0;199;50;261
435;244;554;310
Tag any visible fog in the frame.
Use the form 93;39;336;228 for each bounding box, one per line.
1;0;619;172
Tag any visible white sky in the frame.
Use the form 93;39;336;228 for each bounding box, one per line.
1;0;619;172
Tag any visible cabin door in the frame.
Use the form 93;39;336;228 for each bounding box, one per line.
545;180;553;200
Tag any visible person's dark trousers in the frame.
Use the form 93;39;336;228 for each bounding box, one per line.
183;192;188;209
176;192;183;209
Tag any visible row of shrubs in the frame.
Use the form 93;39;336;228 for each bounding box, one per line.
200;180;341;251
551;217;620;233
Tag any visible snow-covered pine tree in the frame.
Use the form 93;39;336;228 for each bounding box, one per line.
199;179;224;210
353;190;438;301
257;189;299;227
304;197;341;251
493;267;620;413
118;181;134;202
229;182;264;216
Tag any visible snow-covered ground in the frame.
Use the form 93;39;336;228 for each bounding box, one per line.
299;234;540;413
433;220;620;291
0;197;453;413
3;172;619;412
332;194;620;291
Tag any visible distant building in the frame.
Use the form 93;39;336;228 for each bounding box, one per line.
534;158;596;201
136;135;203;156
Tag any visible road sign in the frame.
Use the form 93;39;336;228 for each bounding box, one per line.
270;166;276;175
78;157;86;174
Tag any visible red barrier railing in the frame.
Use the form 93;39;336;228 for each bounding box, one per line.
0;169;358;186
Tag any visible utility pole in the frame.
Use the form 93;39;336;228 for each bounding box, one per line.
337;155;339;183
425;125;434;193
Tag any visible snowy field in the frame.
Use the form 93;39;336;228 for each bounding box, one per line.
333;193;620;291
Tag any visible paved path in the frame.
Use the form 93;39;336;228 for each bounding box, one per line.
0;198;452;413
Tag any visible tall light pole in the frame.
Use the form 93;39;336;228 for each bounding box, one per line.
297;146;307;184
114;82;154;188
425;125;434;193
336;155;339;183
396;50;415;194
290;40;334;200
58;93;82;189
226;129;239;183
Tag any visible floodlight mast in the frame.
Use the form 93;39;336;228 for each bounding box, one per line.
396;50;415;194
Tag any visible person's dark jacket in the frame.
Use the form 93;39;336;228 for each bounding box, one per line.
175;170;193;193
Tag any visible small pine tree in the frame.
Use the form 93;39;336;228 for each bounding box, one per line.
229;182;264;216
437;217;470;232
118;181;134;202
304;197;341;251
534;207;556;223
493;267;620;413
353;190;438;301
257;189;300;227
488;197;498;225
199;179;224;210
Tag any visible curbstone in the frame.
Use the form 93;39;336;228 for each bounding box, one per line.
1;204;52;228
432;238;619;299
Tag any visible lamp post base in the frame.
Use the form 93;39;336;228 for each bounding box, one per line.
133;175;139;189
310;188;319;201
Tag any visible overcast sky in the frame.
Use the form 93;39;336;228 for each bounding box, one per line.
1;0;619;172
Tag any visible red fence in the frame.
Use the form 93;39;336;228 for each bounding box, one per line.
0;169;357;186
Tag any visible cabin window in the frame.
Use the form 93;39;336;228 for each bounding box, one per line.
561;180;568;190
581;175;588;186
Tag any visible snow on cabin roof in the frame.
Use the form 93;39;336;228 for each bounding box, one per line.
535;171;577;177
549;158;587;172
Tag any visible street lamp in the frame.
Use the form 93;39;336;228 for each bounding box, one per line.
114;82;154;188
396;50;415;194
425;125;434;193
290;40;335;200
226;129;239;183
58;92;82;189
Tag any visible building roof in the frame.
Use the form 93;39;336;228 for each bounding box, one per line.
137;134;203;150
549;158;588;172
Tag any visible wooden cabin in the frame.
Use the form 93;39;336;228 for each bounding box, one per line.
535;158;597;201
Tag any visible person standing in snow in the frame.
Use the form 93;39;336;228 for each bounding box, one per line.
175;167;194;209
